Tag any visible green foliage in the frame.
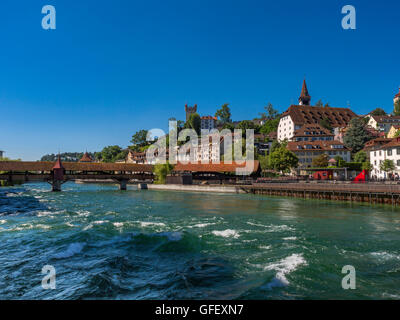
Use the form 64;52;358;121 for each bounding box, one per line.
130;130;149;151
264;103;279;120
237;120;255;132
380;159;395;173
312;154;329;168
370;108;387;116
354;150;367;163
40;152;95;162
362;161;373;171
344;162;363;171
154;162;174;184
343;118;371;154
186;113;201;135
319;117;332;131
260;118;280;135
100;146;127;163
269;147;298;173
395;130;400;138
315;100;324;107
215;104;232;124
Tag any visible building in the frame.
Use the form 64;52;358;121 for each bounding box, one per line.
387;125;400;138
365;114;400;133
79;152;93;163
200;116;217;131
277;80;357;141
369;137;400;179
0;150;3;158
185;103;198;122
363;137;392;154
292;123;334;142
287;140;351;168
126;150;146;164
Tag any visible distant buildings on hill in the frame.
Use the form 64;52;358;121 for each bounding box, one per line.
0;150;4;158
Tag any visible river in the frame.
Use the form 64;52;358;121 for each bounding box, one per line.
0;182;399;299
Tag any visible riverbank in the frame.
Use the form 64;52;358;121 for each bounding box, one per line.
145;184;246;193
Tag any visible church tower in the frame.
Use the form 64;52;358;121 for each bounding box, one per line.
298;79;311;105
185;103;198;122
394;88;400;105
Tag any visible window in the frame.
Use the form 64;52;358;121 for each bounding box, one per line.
397;160;400;166
388;149;392;156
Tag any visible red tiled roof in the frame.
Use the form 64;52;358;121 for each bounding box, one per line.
0;161;154;172
370;115;400;123
395;88;400;98
281;105;357;127
287;140;349;152
173;161;260;174
300;79;310;99
380;137;400;149
201;116;217;120
293;123;333;137
79;152;93;162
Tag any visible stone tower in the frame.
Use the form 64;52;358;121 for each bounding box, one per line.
394;88;400;105
298;79;311;106
185;103;198;122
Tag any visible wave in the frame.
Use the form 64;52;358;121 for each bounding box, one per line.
54;242;85;259
212;229;240;239
262;253;307;289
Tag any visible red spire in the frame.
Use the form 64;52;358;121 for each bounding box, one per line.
298;79;311;105
79;152;93;162
53;154;64;169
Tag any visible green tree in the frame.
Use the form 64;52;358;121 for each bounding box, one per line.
130;130;149;151
380;159;395;176
343;118;372;154
260;118;280;135
354;150;367;163
269;147;298;173
394;100;400;116
370;108;387;116
315;99;324;107
186;113;201;135
319;117;332;131
312;153;329;168
264;102;278;120
362;161;373;171
237;120;255;131
215;103;232;124
100;145;126;163
153;162;174;184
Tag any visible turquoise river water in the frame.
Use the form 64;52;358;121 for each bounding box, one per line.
0;182;400;299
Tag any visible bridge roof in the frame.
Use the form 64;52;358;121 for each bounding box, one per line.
0;161;154;173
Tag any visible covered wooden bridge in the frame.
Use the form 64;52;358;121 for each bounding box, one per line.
0;158;154;191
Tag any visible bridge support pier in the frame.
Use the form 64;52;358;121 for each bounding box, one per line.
51;180;62;192
119;180;128;191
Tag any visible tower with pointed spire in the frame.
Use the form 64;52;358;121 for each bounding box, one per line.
394;87;400;105
298;79;311;105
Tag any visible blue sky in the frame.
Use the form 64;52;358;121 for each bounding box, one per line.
1;0;399;160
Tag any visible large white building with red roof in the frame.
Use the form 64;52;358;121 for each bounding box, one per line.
277;80;357;142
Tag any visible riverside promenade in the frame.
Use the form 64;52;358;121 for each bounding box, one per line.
240;182;400;205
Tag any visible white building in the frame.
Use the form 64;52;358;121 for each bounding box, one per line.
369;138;400;179
200;116;217;131
277;80;357;142
365;114;400;134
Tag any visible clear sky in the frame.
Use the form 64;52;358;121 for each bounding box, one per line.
1;0;399;160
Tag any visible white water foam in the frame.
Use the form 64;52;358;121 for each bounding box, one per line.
263;253;307;289
54;242;85;259
189;222;217;228
212;229;240;239
370;251;400;261
137;221;166;227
